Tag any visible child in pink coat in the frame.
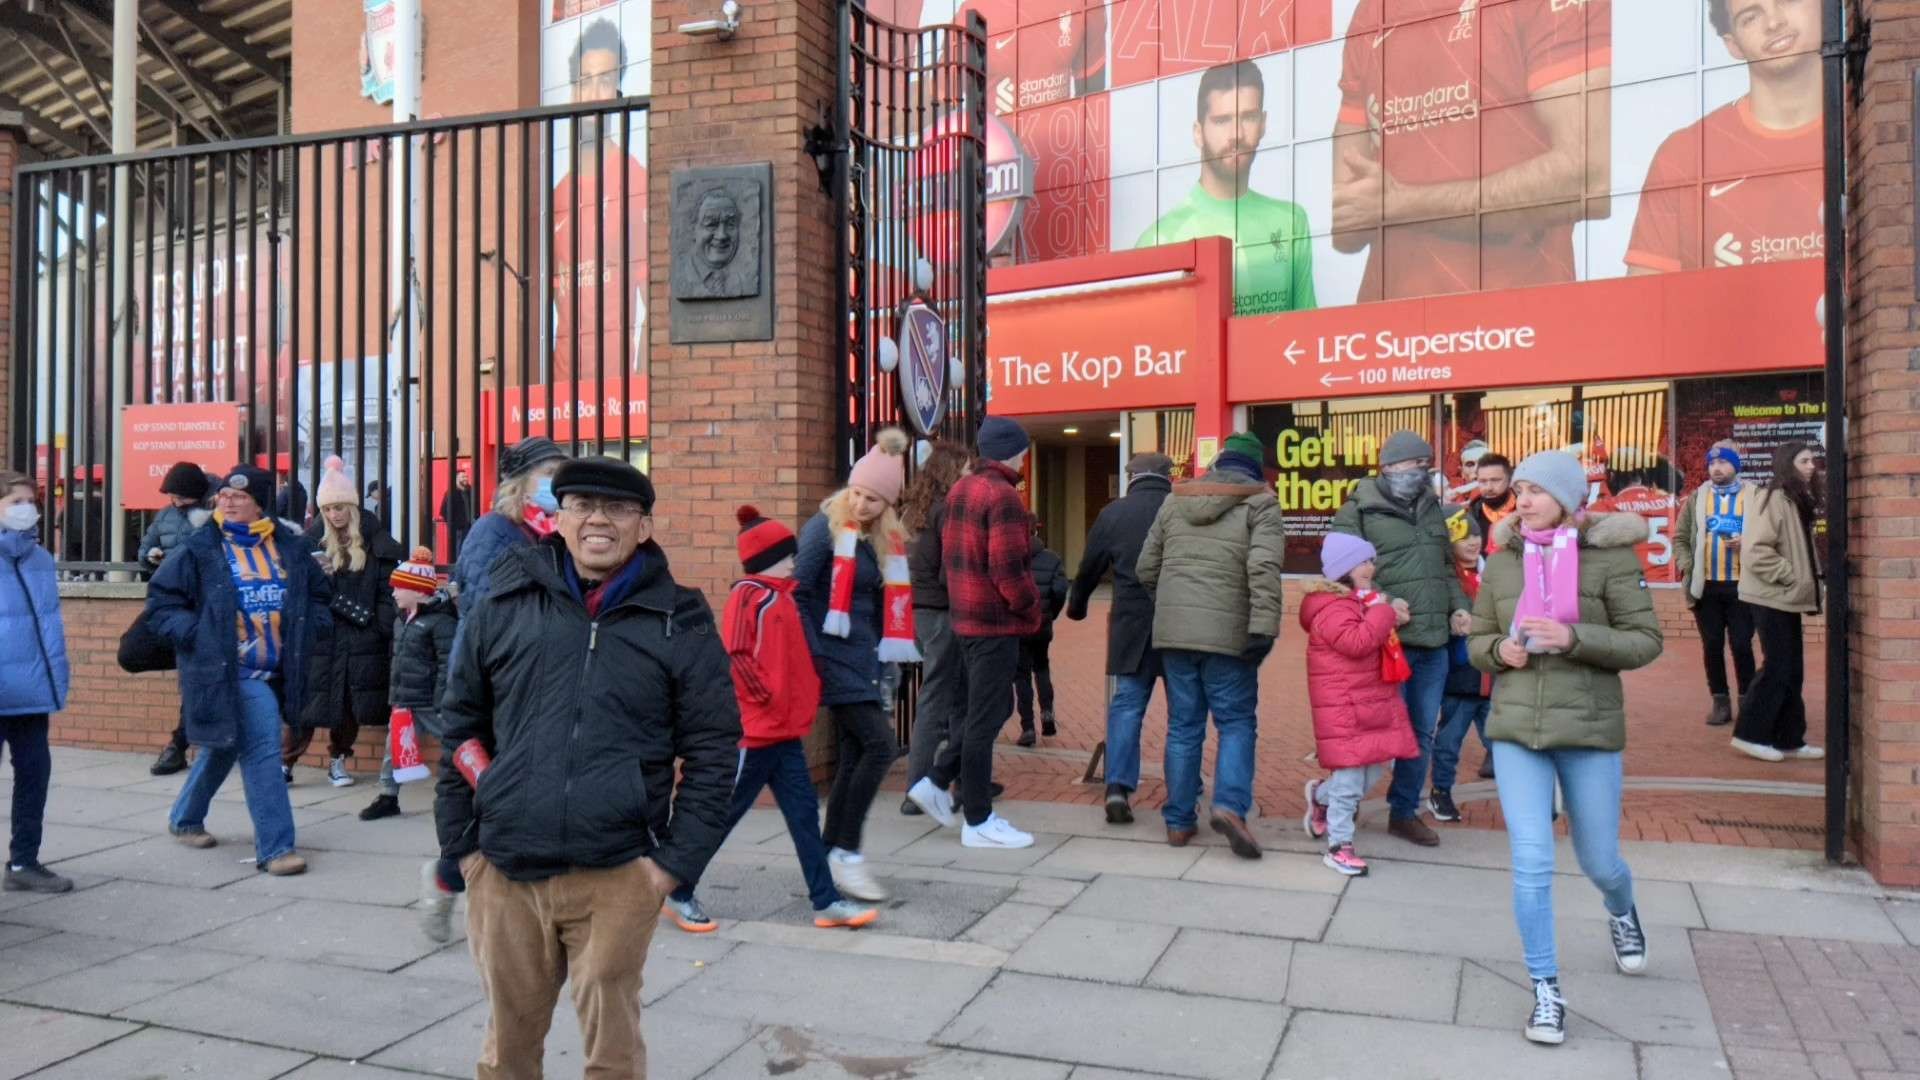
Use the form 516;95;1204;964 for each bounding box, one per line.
1299;533;1418;876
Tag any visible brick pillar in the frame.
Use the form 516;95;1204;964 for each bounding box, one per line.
648;0;841;603
1848;3;1920;886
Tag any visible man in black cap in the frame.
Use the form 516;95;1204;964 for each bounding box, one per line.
436;455;739;1078
142;462;216;776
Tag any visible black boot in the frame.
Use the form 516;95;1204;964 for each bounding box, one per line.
901;795;924;816
1706;694;1733;727
1104;784;1133;824
1040;710;1057;737
1016;726;1036;748
358;794;401;821
150;743;188;776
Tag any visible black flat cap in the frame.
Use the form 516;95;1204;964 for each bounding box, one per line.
551;456;655;512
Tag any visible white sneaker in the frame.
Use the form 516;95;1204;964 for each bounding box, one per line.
907;777;956;828
1730;738;1785;763
828;849;889;902
328;756;355;787
962;814;1034;850
1791;745;1826;761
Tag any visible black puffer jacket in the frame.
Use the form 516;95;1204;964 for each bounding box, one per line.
1067;473;1172;676
1027;538;1068;642
298;517;404;729
389;591;457;734
908;500;950;610
434;538;742;886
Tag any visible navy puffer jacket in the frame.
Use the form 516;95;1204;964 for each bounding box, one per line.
793;511;884;707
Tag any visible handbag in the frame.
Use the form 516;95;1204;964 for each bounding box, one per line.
117;613;176;674
330;592;374;629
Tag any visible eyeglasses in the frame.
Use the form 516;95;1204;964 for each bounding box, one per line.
559;497;647;522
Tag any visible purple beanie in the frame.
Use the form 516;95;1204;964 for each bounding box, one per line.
1321;533;1377;582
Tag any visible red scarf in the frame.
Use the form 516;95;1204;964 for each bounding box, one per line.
823;526;922;663
1356;588;1413;684
823;525;860;639
522;503;558;539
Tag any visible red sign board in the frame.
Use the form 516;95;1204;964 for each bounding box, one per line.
1227;259;1824;403
120;403;248;510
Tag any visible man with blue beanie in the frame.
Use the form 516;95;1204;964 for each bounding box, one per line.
1674;440;1759;728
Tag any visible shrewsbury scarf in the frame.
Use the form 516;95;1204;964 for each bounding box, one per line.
1354;588;1412;685
215;513;285;679
1516;524;1581;649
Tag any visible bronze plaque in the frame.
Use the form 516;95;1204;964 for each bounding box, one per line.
669;163;773;343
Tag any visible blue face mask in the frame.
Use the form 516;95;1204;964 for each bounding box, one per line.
531;476;558;514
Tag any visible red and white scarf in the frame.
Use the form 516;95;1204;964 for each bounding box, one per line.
823;526;923;663
1355;588;1413;685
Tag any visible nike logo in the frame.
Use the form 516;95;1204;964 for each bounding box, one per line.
1708;179;1746;198
1372;27;1394;47
995;34;1014;50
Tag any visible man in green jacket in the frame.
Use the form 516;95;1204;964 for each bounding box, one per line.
1137;432;1285;859
1330;431;1471;848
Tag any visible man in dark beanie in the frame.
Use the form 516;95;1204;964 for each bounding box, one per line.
435;455;739;1078
1069;451;1176;824
1137;432;1284;858
909;416;1042;849
142;462;218;775
1330;430;1470;848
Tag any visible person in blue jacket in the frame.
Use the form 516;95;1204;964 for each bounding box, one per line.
451;438;569;605
0;470;72;894
146;465;330;876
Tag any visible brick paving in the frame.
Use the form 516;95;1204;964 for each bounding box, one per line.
1694;931;1920;1080
891;596;1831;850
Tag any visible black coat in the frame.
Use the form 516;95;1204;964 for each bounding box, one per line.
298;518;404;729
434;538;742;887
1027;538;1068;642
389;591;458;733
1067;473;1172;677
908;500;949;610
793;511;885;707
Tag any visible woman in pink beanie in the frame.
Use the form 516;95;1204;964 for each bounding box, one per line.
793;427;914;904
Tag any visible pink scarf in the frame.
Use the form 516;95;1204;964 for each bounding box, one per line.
1516;525;1581;633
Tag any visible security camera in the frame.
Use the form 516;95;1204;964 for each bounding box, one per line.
678;0;742;40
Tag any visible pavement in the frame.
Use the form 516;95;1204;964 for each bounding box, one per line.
2;745;1916;1079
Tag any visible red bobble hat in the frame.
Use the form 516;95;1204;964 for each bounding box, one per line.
390;547;440;596
736;505;797;574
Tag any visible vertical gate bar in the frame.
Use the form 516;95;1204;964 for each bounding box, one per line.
11;173;30;475
591;110;604;454
401;132;415;550
225;150;237;405
447;126;462;546
619;109;630;453
544;119;556;440
378;135;390;528
63;169;78;556
520;119;534;456
356;137;369;503
141;162;154;406
286;146;299;494
202;153;215;403
184;158;196;401
423;130;438;540
469;124;481;502
332;140;346;469
164;163;177;403
81;166;95;560
312;143;326;508
493;122;506;485
568;117;580;455
246;150;258;459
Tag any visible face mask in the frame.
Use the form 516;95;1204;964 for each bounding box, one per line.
1;503;40;533
531;476;559;514
1383;469;1428;502
188;508;212;528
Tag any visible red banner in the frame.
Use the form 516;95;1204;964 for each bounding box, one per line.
120;403;248;510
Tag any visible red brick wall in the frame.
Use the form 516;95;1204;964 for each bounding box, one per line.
1848;1;1920;887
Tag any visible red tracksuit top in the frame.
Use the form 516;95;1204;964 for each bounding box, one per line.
723;575;822;749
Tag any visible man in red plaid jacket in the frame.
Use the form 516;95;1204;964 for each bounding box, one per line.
907;416;1042;851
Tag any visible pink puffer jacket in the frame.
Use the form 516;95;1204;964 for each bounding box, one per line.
1298;580;1417;770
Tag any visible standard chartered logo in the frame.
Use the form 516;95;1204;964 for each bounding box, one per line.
1713;233;1743;267
1717;230;1823;267
995;78;1015;114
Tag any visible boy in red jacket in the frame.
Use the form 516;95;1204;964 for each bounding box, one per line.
660;507;880;933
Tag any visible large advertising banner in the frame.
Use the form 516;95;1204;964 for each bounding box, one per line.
916;0;1823;325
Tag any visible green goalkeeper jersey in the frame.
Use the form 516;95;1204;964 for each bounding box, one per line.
1136;186;1318;316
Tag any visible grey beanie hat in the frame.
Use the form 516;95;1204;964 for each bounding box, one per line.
1512;450;1588;516
1380;431;1435;467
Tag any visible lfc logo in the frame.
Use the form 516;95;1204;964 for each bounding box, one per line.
1448;0;1479;42
1057;12;1072;49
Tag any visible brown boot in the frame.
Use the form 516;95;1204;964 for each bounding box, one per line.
1166;827;1196;848
263;853;308;877
1389;815;1440;847
1209;812;1263;860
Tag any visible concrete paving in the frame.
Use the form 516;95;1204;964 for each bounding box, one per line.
0;746;1912;1078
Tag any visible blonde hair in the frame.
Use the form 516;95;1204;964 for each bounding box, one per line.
322;503;368;574
492;472;532;517
823;487;906;554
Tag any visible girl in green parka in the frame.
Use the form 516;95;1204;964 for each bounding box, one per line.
1468;450;1664;1048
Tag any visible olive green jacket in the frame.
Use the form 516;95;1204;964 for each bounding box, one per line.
1738;487;1822;615
1136;467;1286;657
1330;479;1469;649
1469;512;1664;752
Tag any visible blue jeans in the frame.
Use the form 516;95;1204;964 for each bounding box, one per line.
672;741;840;911
1492;741;1636;981
1387;645;1448;819
1431;695;1490;793
1105;667;1160;792
169;679;298;866
1160;650;1257;831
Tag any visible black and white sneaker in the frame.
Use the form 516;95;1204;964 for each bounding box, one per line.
1609;905;1648;975
1428;789;1460;823
1525;978;1566;1045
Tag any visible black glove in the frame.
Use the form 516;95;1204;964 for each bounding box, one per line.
1066;602;1087;622
1241;633;1275;665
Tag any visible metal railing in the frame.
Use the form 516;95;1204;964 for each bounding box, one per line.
11;98;650;569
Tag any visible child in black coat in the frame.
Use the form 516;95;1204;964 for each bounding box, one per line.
1014;515;1069;746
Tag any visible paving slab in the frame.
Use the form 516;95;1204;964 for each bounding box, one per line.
31;823;149;864
219;851;439;906
1005;913;1178;984
721;807;802;850
21;1025;311;1079
1342;859;1706;928
39;787;180;828
1639;1045;1735;1079
1180;847;1349;895
659;941;992;1042
1027;836;1205;880
1;878;291;944
761;874;1013;941
961;900;1056;953
372;995;758;1079
1692;883;1906;943
116;957;482;1059
1482;959;1720;1048
704;1026;1074;1079
45;759;177;790
721;919;1008;968
1884;897;1920;947
0;921;53;949
277;1061;425;1080
290;811;444;856
0;930;146;996
1063;874;1336;941
0;1001;140;1080
1069;1070;1195;1080
1145;929;1291;1004
1323;897;1702;980
97;797;345;837
940;971;1287;1080
889;828;1071;873
1452;963;1622;1042
1283;942;1461;1023
50;835;264;889
687;859;832;923
6;942;254;1014
1266;1010;1637;1079
186;897;460;971
1012;876;1088;909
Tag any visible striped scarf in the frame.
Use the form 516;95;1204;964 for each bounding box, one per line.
216;513;287;679
1706;484;1745;583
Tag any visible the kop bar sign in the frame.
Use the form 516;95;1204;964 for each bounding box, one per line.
909;111;1032;260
